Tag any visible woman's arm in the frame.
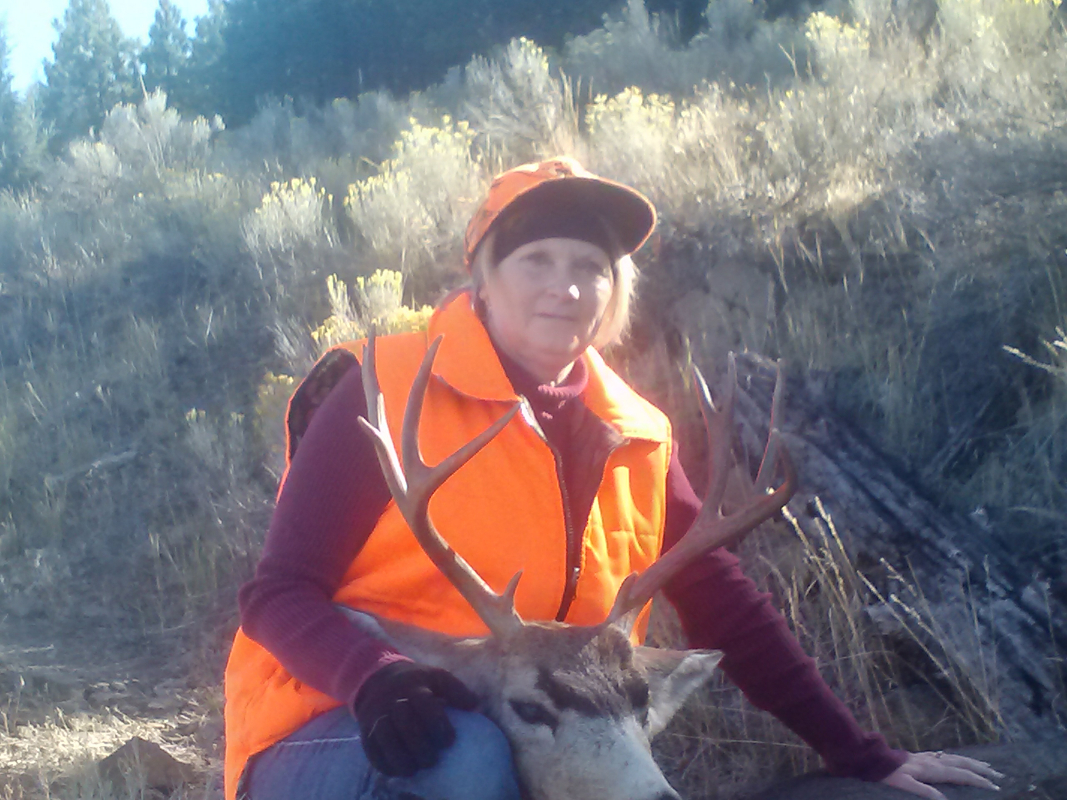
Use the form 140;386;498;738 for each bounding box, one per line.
238;364;409;706
659;449;907;781
243;360;488;775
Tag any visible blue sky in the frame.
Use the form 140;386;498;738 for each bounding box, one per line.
1;0;209;95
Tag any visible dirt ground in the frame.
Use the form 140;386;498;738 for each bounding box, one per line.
2;556;1064;800
0;594;229;799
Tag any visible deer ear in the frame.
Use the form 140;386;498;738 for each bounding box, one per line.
632;646;723;737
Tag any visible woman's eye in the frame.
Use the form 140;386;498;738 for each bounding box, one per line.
521;251;553;270
576;258;610;276
509;699;558;731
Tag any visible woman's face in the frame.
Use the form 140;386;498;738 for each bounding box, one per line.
479;237;614;385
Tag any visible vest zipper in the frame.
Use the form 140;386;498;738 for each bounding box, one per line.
519;396;634;623
518;397;579;621
547;440;579;622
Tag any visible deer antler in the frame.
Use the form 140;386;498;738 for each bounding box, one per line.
359;330;525;638
607;354;797;625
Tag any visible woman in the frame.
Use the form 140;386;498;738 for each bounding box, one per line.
224;158;1002;800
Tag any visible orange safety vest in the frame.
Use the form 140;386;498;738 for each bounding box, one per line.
223;293;672;800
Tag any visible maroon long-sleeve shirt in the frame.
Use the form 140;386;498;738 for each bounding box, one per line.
238;348;905;782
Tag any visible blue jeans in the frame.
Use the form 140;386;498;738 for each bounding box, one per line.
242;706;522;800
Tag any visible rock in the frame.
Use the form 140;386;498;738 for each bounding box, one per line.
98;737;195;794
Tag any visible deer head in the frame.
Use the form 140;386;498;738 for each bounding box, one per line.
355;332;796;800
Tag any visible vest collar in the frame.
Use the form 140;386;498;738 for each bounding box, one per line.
428;292;670;444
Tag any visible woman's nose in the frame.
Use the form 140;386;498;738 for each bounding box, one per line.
545;268;581;300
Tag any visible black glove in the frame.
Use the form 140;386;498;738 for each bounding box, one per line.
351;660;479;777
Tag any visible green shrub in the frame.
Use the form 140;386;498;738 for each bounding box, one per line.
938;0;1065;122
563;0;803;98
49;91;219;209
217;92;424;184
0;189;44;281
38;92;236;277
461;38;579;163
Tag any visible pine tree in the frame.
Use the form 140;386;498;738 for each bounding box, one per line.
0;22;44;188
218;0;289;124
184;0;227;118
214;0;625;125
0;24;17;142
0;23;19;186
142;0;191;104
40;0;139;148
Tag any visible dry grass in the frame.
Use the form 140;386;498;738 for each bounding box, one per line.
0;675;222;800
651;501;1000;799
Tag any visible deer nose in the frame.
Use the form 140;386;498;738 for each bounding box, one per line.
652;792;681;800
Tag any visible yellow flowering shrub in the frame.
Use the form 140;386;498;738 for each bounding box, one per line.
311;270;432;352
585;88;677;196
242;176;334;257
344;118;480;277
252;271;431;479
253;372;298;478
805;12;871;77
940;0;1061;56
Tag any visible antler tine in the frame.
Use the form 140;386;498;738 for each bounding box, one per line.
358;331;524;638
696;353;736;517
360;327;407;497
607;358;798;627
401;337;521;516
753;361;786;495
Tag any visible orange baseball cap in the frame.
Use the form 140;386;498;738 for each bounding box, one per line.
463;157;657;267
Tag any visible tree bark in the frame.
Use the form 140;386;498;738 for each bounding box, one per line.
729;354;1066;743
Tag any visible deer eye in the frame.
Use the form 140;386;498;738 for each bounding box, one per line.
509;699;558;731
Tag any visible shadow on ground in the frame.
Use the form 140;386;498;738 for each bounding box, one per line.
747;741;1067;800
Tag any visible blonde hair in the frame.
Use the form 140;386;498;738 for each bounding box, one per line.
466;230;639;350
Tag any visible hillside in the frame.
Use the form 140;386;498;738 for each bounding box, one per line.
1;0;1066;796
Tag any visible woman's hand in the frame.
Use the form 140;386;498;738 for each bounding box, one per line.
881;751;1004;799
352;661;479;777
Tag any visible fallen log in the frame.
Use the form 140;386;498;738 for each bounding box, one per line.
728;353;1066;743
